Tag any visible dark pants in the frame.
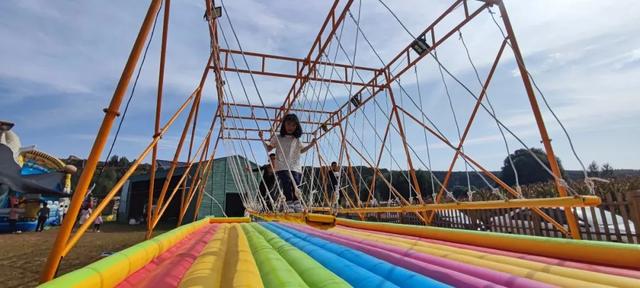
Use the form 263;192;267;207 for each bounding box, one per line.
8;219;17;233
259;176;275;210
93;223;101;231
276;170;301;201
36;216;47;232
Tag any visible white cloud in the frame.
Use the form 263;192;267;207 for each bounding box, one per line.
1;0;639;169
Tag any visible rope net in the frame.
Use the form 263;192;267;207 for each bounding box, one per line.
201;0;593;233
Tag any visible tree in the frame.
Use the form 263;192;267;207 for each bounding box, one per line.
500;148;565;186
587;161;600;177
118;156;130;168
600;163;614;178
415;169;435;196
108;155;120;166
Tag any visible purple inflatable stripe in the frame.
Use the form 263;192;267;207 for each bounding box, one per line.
340;225;640;280
286;223;554;288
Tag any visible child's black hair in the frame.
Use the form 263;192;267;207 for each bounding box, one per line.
279;113;303;138
331;161;337;166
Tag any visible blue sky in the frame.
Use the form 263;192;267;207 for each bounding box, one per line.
1;0;639;172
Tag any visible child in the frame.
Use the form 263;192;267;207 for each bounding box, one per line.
93;214;103;232
36;202;50;232
8;203;20;234
78;206;92;227
329;162;341;212
247;153;277;211
259;114;316;211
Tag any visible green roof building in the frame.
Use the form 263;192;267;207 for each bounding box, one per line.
117;156;256;224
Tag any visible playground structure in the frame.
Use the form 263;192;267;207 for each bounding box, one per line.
0;122;74;232
38;0;640;286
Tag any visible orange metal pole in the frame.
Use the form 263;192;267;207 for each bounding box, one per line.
150;52;214;233
337;123;362;206
366;111;394;207
219;48;380;73
337;195;601;213
152;124;214;228
177;146;207;226
218;65;380;88
146;0;171;240
311;0;489;142
273;0;355;131
40;0;164;282
177;127;211;226
180;97;201;224
427;38;507;222
60;90;198;257
384;71;425;206
156;104;219;227
496;0;580;239
344;137;427;223
315;146;359;213
397;105;570;235
151;99;196;225
225;102;333;115
192;128;223;221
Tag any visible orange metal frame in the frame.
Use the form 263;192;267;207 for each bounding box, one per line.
41;0;584;282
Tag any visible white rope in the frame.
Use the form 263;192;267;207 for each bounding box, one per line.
457;30;522;195
376;1;582;197
203;191;228;217
221;1;313;211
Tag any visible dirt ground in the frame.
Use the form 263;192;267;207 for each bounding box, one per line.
0;222;172;288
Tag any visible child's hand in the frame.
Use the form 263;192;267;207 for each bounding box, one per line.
258;131;264;139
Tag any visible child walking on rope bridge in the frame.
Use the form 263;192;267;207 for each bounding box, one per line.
246;153;277;211
259;114;316;212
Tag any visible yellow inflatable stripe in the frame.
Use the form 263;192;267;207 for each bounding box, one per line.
332;227;612;288
179;224;230;288
220;224;264;288
208;217;251;223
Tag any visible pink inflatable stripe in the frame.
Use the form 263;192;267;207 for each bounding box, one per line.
286;223;551;288
117;224;219;288
339;225;640;279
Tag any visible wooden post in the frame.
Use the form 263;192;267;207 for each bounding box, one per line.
627;190;640;242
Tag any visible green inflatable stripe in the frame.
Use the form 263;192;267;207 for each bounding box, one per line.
250;223;350;288
38;268;101;288
242;224;309;288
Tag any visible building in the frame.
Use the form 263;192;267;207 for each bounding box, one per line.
118;156;256;224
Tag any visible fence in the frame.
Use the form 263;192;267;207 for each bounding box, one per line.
342;190;640;244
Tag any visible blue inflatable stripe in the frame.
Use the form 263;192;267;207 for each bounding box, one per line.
262;223;398;288
265;223;450;288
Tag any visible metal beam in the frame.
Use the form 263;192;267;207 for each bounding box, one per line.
496;0;581;240
273;0;356;131
335;195;601;213
312;0;488;141
217;48;381;88
224;102;332;115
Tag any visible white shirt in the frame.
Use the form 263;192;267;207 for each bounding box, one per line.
268;135;303;173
